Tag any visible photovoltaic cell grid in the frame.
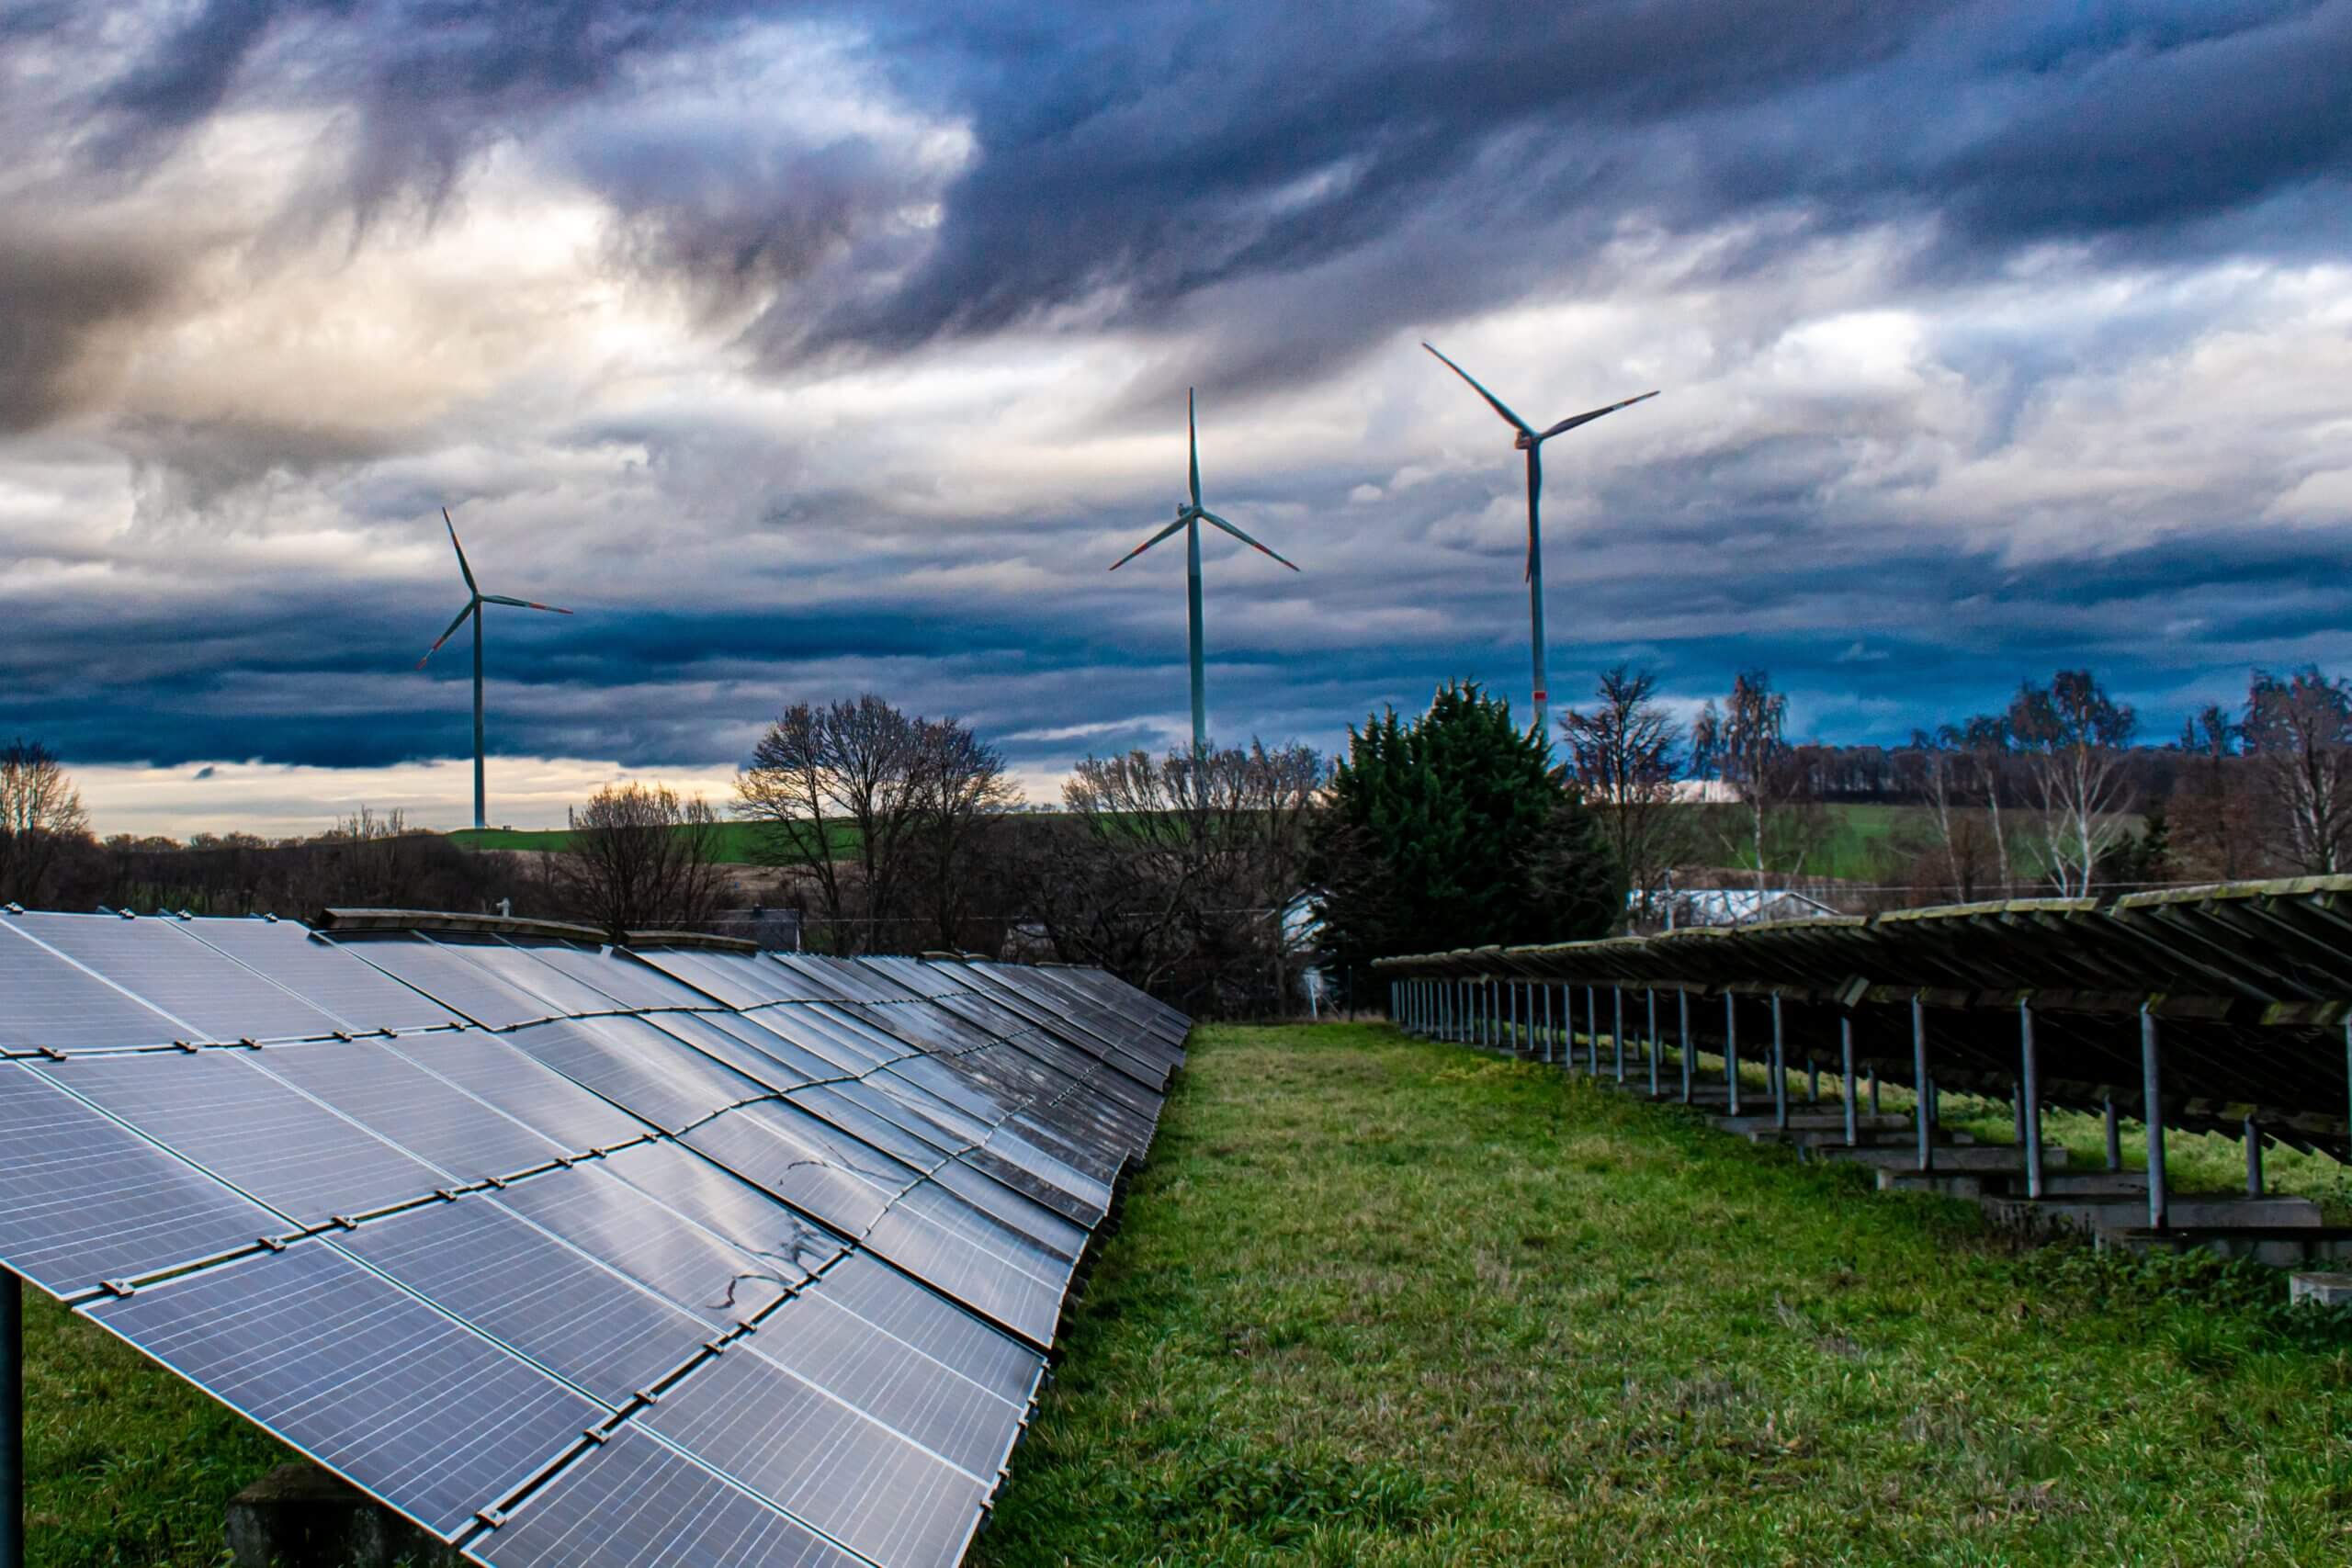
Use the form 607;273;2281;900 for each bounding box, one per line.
0;909;1183;1568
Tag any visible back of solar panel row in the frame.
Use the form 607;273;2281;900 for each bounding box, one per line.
0;910;1185;1568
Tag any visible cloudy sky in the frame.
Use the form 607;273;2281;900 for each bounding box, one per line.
4;0;2349;836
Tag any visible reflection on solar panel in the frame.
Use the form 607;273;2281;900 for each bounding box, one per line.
0;908;1185;1568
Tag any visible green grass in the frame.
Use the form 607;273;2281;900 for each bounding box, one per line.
18;1022;2352;1564
19;1290;295;1565
448;821;798;861
975;1022;2352;1565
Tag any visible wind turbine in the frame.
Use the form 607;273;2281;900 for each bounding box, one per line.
1423;342;1657;741
1109;389;1299;755
417;508;571;830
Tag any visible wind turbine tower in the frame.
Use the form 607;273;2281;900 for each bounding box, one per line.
1109;390;1299;754
417;508;572;830
1423;343;1656;740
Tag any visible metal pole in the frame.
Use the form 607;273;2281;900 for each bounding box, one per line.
1525;444;1551;739
2142;1006;2167;1231
1724;993;1741;1116
1868;1068;1880;1114
1586;987;1599;1075
471;598;487;829
2103;1096;2121;1170
3;1264;20;1568
1679;989;1692;1103
1770;995;1787;1131
1613;987;1625;1083
1542;984;1554;1063
2019;1002;2044;1201
1647;988;1660;1097
1840;1015;1858;1146
1185;519;1208;753
2245;1115;2264;1197
1808;1059;1820;1103
1912;997;1932;1174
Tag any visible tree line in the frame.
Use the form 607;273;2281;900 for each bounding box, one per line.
8;656;2350;1011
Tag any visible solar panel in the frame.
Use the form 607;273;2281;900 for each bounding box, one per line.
0;918;193;1050
0;1064;281;1294
334;934;564;1029
470;1428;865;1568
642;1340;989;1568
0;913;1183;1568
807;1251;1044;1406
336;1196;714;1407
435;937;640;1018
6;913;345;1045
524;945;717;1011
491;1159;812;1325
85;1242;601;1540
751;1280;1030;1479
503;1017;764;1133
254;1040;570;1184
42;1050;446;1226
182;919;466;1032
388;1032;650;1154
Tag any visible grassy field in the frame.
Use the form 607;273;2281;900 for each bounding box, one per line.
977;1023;2352;1565
447;802;2011;884
449;821;794;861
19;1022;2352;1565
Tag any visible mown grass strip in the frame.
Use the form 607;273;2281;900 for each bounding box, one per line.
976;1022;2352;1566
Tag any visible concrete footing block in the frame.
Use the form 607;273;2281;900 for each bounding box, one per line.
226;1462;460;1568
2103;1227;2352;1268
2291;1272;2352;1308
1984;1193;2320;1238
1829;1143;2071;1173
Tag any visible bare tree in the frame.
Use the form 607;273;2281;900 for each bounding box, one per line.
2008;671;2137;897
1952;715;2014;895
1693;671;1821;894
557;783;727;942
1559;665;1689;927
0;738;92;907
2244;666;2352;875
2172;702;2253;880
906;716;1021;950
736;696;929;953
1023;740;1326;1012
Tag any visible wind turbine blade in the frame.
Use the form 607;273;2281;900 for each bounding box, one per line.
1188;388;1202;510
1534;389;1659;442
1422;343;1532;437
417;600;478;667
1108;515;1190;571
442;508;478;592
1198;509;1300;572
481;594;573;614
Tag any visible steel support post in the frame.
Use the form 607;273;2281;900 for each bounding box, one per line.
2245;1116;2264;1197
3;1265;19;1568
1646;988;1661;1097
1679;990;1692;1103
1840;1015;1858;1146
1613;987;1625;1083
1724;994;1741;1116
1912;997;1931;1174
1770;995;1787;1131
2103;1096;2121;1170
1868;1069;1880;1114
2018;1002;2044;1201
1586;987;1600;1075
1808;1059;1820;1102
1542;984;1554;1063
2142;1006;2167;1231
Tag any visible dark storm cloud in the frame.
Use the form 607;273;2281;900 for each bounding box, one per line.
3;0;2350;822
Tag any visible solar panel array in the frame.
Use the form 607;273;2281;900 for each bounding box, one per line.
0;909;1188;1568
1373;875;2352;1154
